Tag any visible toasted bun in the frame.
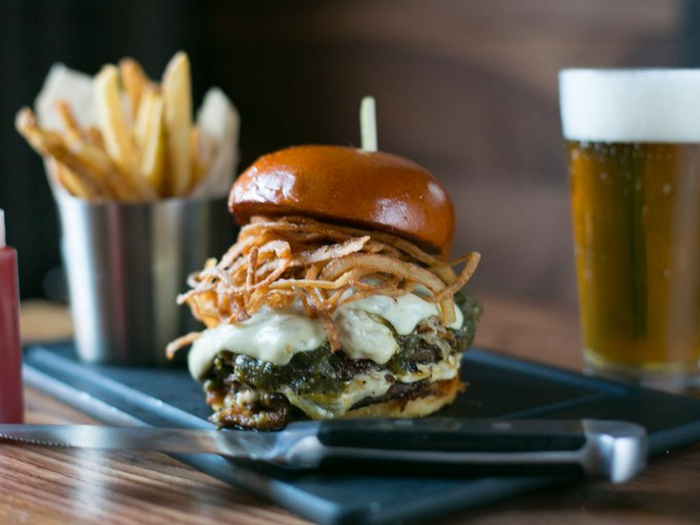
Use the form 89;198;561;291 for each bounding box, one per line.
230;145;455;257
345;377;462;419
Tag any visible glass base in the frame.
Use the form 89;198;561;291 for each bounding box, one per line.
584;351;700;394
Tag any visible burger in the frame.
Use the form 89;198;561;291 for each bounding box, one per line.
168;145;481;430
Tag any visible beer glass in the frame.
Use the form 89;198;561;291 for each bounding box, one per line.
559;69;700;391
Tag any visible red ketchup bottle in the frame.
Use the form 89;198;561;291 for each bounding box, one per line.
0;209;24;423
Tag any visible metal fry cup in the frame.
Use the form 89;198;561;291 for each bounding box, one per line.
56;192;233;365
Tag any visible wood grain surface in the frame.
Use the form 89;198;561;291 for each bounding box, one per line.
3;296;700;525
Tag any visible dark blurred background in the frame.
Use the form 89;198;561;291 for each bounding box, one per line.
1;0;698;309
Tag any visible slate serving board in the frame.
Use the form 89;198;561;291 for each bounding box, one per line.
22;342;700;525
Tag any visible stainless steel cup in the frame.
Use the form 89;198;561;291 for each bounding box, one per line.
56;194;234;365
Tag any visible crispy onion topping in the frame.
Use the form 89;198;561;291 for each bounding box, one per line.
174;215;480;354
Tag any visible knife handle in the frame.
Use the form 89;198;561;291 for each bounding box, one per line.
282;418;648;483
318;418;588;452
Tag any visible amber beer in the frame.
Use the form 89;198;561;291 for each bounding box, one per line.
560;70;700;388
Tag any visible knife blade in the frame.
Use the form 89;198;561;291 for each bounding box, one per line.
0;418;647;483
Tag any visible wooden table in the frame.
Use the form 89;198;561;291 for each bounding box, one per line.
3;296;700;525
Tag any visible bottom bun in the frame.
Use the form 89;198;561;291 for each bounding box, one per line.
344;377;464;419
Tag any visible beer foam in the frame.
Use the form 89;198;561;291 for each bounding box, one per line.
559;69;700;142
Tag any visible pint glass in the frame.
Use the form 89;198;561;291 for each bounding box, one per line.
559;69;700;390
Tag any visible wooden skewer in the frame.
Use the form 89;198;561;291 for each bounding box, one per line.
360;96;377;152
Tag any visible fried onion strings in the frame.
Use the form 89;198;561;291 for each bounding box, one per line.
173;215;479;355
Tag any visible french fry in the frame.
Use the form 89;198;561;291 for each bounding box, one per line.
138;92;167;195
94;64;154;200
53;161;93;200
85;126;104;147
119;57;150;120
20;106;136;201
55;99;83;141
18;53;239;203
53;101;132;199
63;136;139;201
55;99;126;197
162;52;192;196
134;87;155;149
15;108;106;199
51;108;132;199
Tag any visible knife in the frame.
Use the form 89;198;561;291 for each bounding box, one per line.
0;418;647;483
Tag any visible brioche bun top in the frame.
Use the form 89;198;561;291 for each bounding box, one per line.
229;145;455;257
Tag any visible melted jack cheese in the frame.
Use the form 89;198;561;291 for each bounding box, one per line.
188;308;326;380
283;370;393;420
188;292;464;381
343;293;463;333
283;358;459;419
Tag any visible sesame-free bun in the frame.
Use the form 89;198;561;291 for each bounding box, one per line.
229;145;455;257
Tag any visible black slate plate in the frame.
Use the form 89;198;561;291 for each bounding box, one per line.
22;342;700;525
